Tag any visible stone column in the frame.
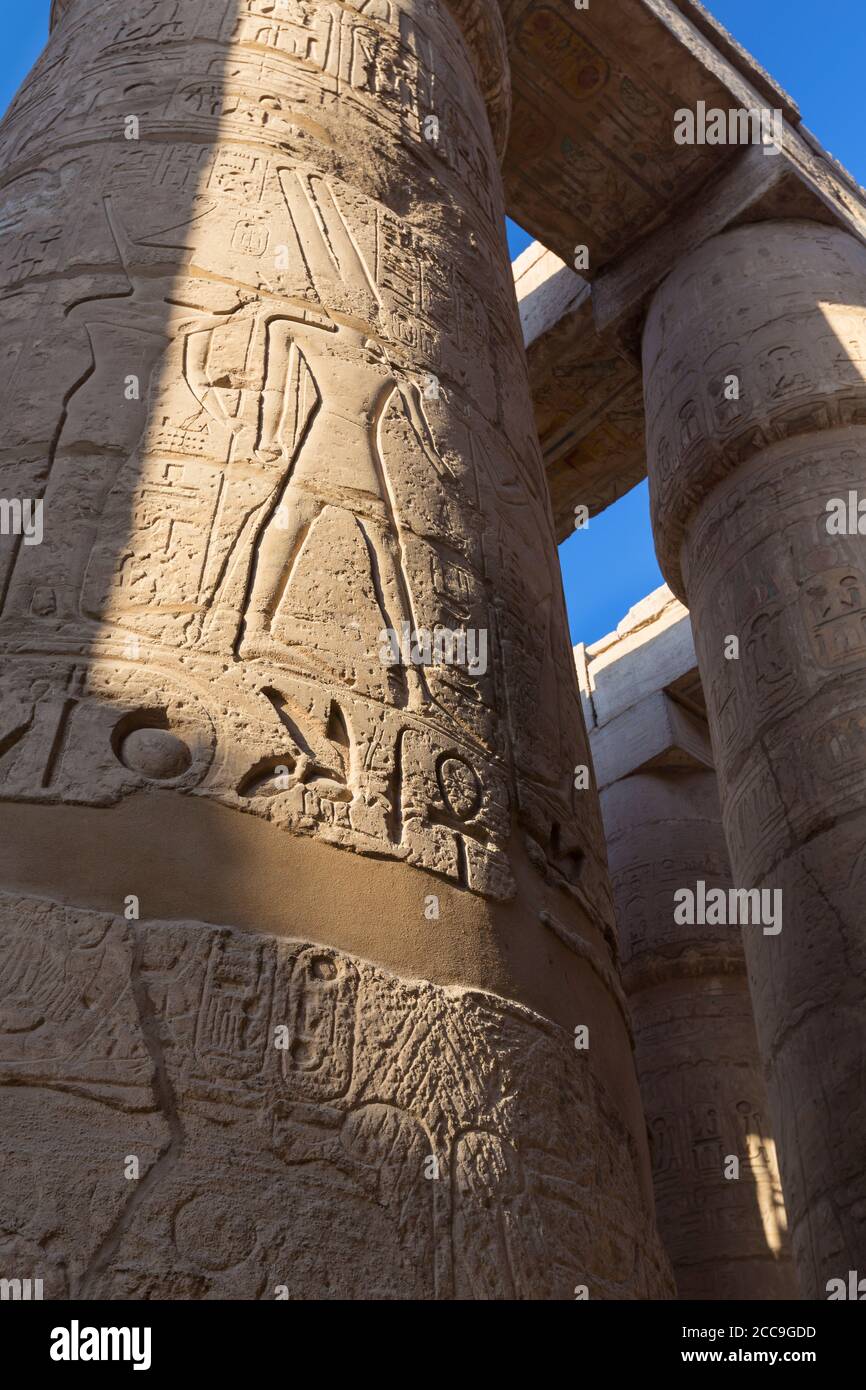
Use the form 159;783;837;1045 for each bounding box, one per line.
644;220;866;1298
0;0;670;1298
604;769;797;1300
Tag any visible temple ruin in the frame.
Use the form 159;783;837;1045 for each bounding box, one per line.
0;0;863;1300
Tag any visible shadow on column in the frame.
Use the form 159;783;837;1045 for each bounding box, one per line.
0;0;672;1302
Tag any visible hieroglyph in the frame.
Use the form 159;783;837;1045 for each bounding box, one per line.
0;0;606;908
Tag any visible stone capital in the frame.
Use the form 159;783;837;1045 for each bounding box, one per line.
643;219;866;598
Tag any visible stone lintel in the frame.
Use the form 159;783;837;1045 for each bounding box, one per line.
500;0;804;274
590;690;713;790
515;245;644;537
592;144;787;362
578;583;713;784
506;0;866;530
595;136;866;361
576;585;698;730
667;0;797;119
520;135;866;531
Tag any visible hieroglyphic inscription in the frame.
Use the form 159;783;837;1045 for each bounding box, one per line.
0;892;671;1300
0;0;606;905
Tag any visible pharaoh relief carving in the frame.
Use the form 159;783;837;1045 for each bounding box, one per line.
0;0;602;907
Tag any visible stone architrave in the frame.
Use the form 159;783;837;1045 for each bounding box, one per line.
644;220;866;1299
0;0;671;1298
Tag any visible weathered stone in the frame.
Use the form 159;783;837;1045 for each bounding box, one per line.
582;591;797;1299
0;0;670;1299
501;0;798;271
604;771;798;1301
0;890;670;1300
508;0;866;538
577;586;699;734
516;245;645;538
644;219;866;1298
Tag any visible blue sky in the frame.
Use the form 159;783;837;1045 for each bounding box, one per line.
3;2;864;644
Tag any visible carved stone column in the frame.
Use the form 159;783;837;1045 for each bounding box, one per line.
0;0;670;1298
604;770;797;1300
644;219;866;1298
